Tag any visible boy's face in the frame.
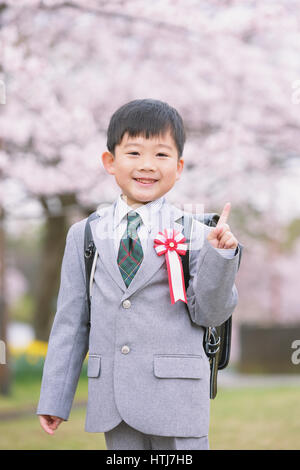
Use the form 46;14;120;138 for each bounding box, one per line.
102;130;184;207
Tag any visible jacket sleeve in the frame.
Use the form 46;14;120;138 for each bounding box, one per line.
36;220;90;421
186;221;242;327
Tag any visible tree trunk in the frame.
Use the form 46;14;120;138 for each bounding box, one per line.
32;213;68;341
0;204;11;395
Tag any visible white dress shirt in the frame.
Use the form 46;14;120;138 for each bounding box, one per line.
113;193;236;259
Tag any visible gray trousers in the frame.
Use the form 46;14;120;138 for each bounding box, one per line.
104;420;209;450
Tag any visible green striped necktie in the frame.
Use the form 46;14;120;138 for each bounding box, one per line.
117;211;144;287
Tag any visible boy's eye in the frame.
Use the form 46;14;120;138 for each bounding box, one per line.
126;152;168;157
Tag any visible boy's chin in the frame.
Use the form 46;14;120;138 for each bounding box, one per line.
122;192;159;205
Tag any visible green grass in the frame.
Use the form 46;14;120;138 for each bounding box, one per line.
0;379;299;450
0;407;106;450
210;386;300;450
0;375;105;450
0;375;89;413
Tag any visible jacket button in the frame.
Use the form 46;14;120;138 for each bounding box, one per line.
121;345;130;354
122;299;131;309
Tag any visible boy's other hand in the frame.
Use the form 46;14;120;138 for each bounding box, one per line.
38;414;64;435
206;202;238;249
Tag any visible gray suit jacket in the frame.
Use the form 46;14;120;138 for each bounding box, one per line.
37;198;241;437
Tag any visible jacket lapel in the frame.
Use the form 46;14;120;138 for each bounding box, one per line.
89;199;185;298
90;201;126;293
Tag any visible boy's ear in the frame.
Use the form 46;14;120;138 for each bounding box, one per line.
175;158;184;180
102;151;115;175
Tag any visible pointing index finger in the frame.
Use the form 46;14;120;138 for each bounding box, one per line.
216;202;231;227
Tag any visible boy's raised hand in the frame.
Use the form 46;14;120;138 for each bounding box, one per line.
206;202;238;249
39;414;64;435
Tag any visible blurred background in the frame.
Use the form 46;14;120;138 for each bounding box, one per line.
0;0;300;450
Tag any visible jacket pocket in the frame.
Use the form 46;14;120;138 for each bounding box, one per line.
87;354;101;378
153;354;204;379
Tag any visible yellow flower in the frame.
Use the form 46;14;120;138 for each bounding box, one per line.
26;340;48;357
9;340;48;359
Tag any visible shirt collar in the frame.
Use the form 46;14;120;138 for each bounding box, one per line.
113;193;165;232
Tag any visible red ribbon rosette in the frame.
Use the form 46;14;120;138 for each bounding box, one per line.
154;228;188;304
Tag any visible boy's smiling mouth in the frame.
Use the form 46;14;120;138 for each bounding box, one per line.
133;177;158;186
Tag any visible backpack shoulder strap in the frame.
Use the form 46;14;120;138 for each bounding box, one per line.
178;213;193;291
84;211;100;320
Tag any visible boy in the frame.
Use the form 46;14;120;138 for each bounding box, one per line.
37;98;241;450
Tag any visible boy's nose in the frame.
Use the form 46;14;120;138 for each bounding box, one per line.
137;157;157;170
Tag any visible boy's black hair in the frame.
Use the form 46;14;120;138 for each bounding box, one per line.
107;99;186;158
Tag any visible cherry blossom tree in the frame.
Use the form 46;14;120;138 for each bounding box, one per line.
0;0;299;350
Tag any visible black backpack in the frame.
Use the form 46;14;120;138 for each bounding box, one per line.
84;210;243;399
